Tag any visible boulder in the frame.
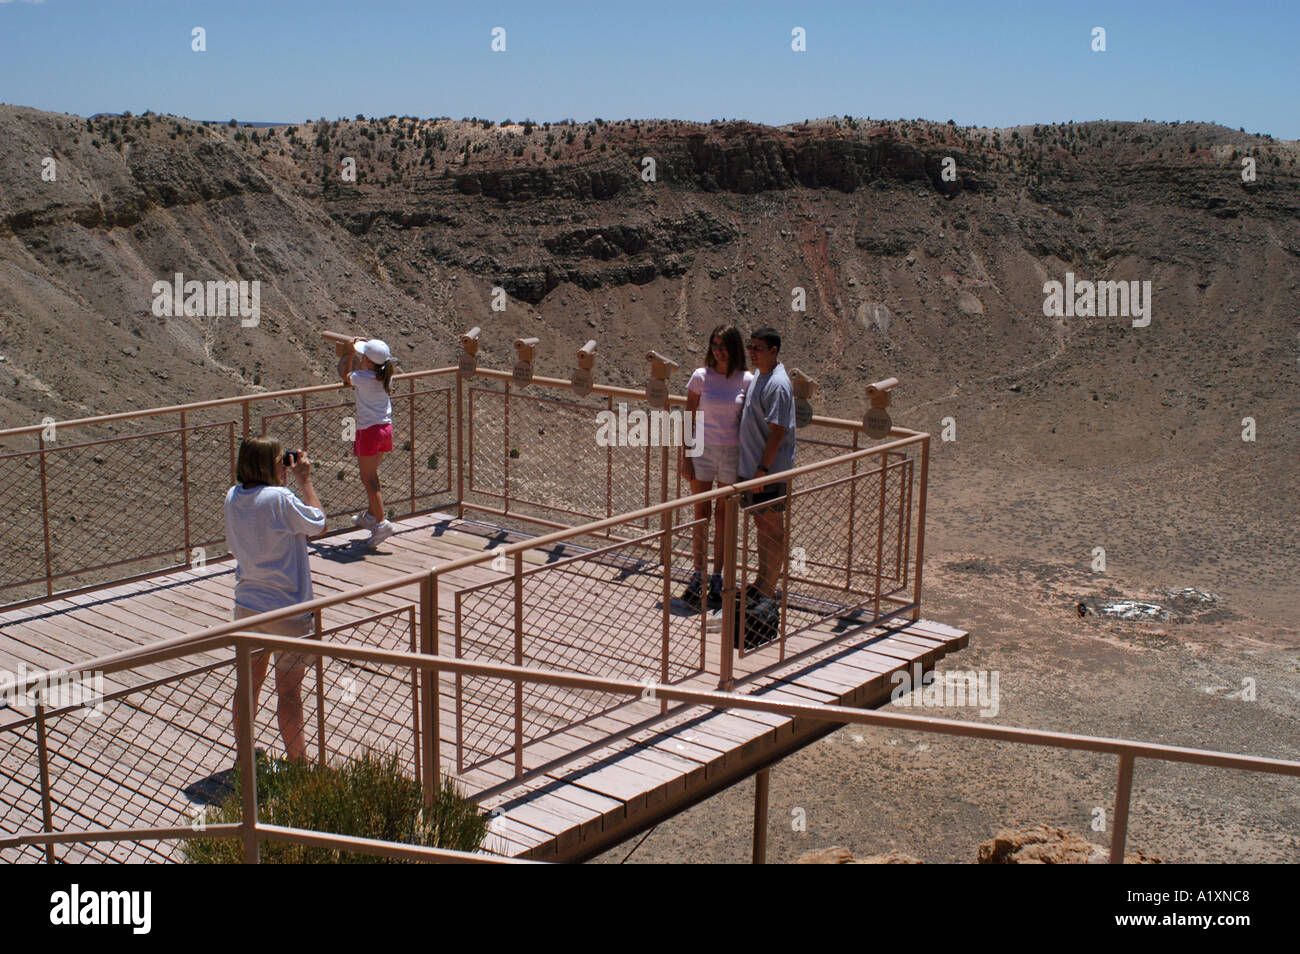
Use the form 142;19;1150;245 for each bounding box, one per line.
978;825;1161;864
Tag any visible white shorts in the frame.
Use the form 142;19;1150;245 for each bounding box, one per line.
233;604;315;673
691;444;739;484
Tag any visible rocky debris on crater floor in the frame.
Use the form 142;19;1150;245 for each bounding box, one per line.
795;847;923;864
794;825;1163;863
1077;586;1223;622
1163;586;1219;607
977;825;1162;864
1096;600;1170;621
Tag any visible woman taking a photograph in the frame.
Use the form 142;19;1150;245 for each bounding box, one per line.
680;323;752;608
224;437;327;763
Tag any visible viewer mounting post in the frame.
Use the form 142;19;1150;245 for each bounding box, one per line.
572;339;597;397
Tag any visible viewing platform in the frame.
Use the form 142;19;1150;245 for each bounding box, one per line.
0;338;968;863
0;509;965;862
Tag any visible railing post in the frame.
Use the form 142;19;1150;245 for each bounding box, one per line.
420;571;439;807
34;688;55;863
407;382;417;514
846;431;859;591
314;608;326;768
874;449;888;619
36;434;54;596
235;640;260;864
503;380;511;515
659;505;671;715
228;420;237;485
911;436;930;621
180;410;192;559
1110;752;1136;864
779;476;792;661
719;494;738;690
513;551;524;777
752;767;770;864
300;393;309;454
895;455;906;582
241;399;250;440
455;373;466;518
605;395;614;520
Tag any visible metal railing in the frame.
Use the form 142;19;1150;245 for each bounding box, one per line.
3;628;1298;863
0;369;457;606
0;362;881;607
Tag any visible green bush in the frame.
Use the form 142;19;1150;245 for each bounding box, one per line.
183;751;488;863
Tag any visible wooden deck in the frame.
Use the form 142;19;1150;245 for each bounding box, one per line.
474;614;966;861
0;510;967;863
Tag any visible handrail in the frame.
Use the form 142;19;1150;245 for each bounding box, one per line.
223;633;1300;779
0;361;910;440
0;366;460;438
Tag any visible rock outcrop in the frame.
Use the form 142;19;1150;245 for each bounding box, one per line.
977;825;1163;864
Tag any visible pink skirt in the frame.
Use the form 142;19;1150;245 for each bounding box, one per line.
353;423;393;457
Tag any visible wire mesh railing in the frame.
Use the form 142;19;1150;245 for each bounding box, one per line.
0;598;424;864
0;371;458;606
0;357;879;609
464;379;673;537
312;606;421;777
735;448;917;660
453;517;708;776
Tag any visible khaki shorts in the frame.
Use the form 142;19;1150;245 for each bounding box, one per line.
691;444;739;484
233;604;315;673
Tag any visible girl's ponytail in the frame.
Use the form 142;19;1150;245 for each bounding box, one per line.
377;359;395;394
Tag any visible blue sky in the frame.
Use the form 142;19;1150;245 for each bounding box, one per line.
1;0;1296;138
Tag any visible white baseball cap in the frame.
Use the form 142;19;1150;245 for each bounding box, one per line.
354;338;391;364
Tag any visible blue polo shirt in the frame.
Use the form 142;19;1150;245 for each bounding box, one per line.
738;363;796;479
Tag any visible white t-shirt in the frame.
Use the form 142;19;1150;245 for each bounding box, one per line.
687;367;752;448
349;369;392;430
224;484;327;615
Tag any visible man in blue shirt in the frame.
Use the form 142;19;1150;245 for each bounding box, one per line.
737;327;796;609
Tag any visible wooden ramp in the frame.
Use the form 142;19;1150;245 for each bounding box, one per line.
473;616;968;861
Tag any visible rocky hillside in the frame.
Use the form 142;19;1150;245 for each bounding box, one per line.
0;106;1296;612
1;107;1296;421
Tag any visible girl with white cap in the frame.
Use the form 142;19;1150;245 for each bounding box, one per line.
339;337;397;549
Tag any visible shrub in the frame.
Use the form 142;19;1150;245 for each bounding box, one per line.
182;751;488;863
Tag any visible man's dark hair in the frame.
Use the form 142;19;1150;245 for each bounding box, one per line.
751;327;781;353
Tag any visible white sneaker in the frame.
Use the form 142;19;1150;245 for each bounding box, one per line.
353;511;379;530
366;520;396;550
